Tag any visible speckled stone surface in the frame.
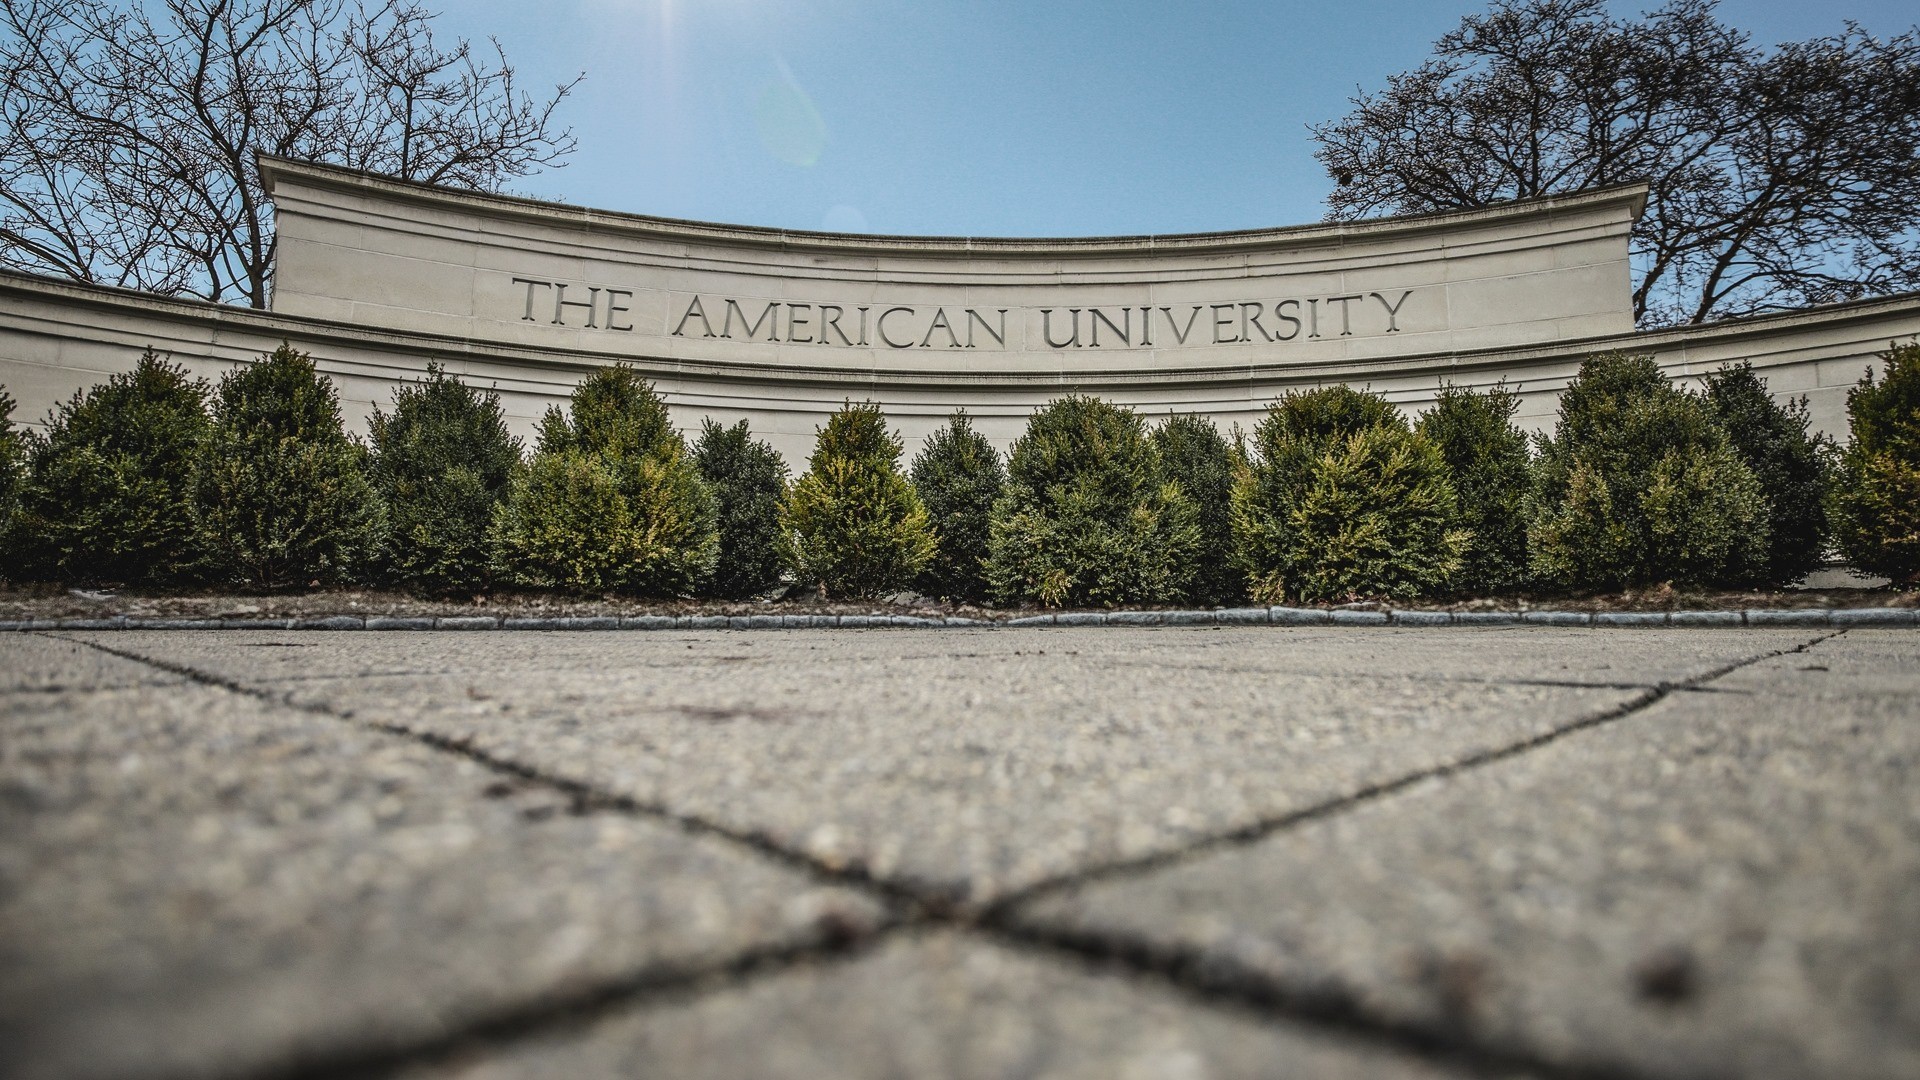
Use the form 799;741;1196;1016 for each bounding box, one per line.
71;628;1803;903
0;636;883;1080
8;624;1895;1080
395;932;1471;1080
1013;631;1920;1080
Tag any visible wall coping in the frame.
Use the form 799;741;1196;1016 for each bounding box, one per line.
257;155;1651;259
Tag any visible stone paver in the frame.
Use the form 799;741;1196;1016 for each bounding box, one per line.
1013;632;1920;1080
0;632;188;693
73;628;1800;903
0;636;884;1080
397;932;1474;1080
8;625;1903;1080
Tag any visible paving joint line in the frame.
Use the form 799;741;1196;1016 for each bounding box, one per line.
982;630;1842;915
977;923;1665;1080
41;631;946;915
960;631;1844;1080
237;921;915;1080
34;630;1841;1080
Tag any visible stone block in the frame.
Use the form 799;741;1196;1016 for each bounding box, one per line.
364;617;435;631
1745;609;1829;627
1668;611;1742;627
1594;612;1667;627
1827;608;1917;627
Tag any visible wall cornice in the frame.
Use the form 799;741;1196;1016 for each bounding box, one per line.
256;155;1650;260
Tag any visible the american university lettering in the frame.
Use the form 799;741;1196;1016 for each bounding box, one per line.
510;277;1420;349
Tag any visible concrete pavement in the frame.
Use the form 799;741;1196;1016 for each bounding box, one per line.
2;626;1914;1079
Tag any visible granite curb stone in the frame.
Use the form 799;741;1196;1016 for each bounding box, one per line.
1454;611;1522;625
365;616;435;631
4;608;1914;632
1746;609;1830;626
294;615;365;631
1669;610;1743;627
1594;612;1667;627
1829;607;1916;626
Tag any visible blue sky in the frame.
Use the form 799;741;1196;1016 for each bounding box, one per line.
435;0;1920;237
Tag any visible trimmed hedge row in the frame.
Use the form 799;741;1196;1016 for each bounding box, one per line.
0;343;1914;599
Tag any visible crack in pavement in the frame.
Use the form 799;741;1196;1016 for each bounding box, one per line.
38;630;1841;1080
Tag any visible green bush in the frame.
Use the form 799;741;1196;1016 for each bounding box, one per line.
491;366;716;594
1232;385;1466;603
0;387;26;579
368;364;522;593
779;401;935;598
1830;342;1920;587
986;396;1200;607
193;344;383;588
14;351;210;583
693;418;788;598
1704;362;1831;585
1152;413;1238;605
1416;383;1531;593
1526;353;1767;590
910;411;1005;601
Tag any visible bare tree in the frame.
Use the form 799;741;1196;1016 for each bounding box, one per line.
1311;0;1920;325
0;0;578;308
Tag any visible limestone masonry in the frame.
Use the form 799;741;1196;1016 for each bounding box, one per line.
1;156;1916;462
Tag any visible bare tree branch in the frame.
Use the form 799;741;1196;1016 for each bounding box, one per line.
1311;0;1920;325
0;0;578;307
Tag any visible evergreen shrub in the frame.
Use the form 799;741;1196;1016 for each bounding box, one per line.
491;366;715;595
0;387;26;578
194;343;383;588
1416;383;1531;593
693;418;787;598
779;401;934;598
1151;413;1238;605
910;411;1004;600
1829;342;1920;587
1704;362;1831;585
1525;353;1767;590
986;395;1200;608
368;364;522;593
1232;385;1466;603
16;350;210;583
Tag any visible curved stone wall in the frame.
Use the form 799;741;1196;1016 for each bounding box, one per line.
0;159;1915;462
